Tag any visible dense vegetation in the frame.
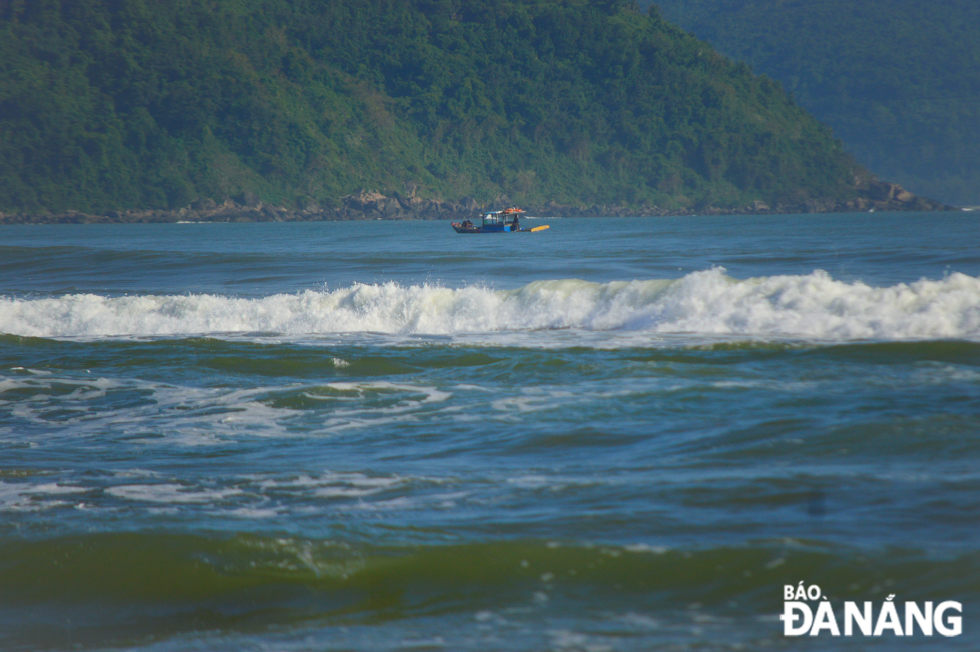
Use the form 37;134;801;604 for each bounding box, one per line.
1;0;868;213
648;0;980;206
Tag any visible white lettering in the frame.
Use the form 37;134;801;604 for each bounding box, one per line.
810;601;840;636
905;601;932;636
782;584;960;638
934;601;962;637
874;600;904;636
844;601;873;636
781;602;813;636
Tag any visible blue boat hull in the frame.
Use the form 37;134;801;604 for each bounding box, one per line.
452;222;516;233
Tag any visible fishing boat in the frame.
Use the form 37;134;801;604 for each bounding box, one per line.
452;208;549;234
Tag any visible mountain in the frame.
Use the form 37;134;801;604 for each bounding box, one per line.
0;0;931;214
647;0;980;207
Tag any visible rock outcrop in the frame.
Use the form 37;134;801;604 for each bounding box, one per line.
0;181;958;225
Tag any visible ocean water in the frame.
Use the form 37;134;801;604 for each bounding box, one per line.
1;213;978;651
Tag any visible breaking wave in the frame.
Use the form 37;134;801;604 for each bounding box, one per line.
2;269;979;341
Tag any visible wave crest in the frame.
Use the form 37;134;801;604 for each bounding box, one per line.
2;269;979;341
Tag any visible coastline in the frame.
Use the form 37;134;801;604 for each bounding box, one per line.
0;182;958;225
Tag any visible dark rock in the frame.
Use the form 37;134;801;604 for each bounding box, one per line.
383;199;402;216
804;199;828;213
491;195;512;210
896;188;915;203
234;191;261;207
867;181;902;202
392;191;407;205
191;198;217;211
213;199;238;214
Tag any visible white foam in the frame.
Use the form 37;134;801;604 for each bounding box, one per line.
2;269;979;342
253;471;450;502
0;373;465;445
0;481;86;512
323;382;451;404
106;483;244;504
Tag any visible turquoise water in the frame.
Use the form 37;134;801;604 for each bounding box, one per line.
1;214;979;650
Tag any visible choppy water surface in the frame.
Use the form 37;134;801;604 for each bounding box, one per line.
1;214;979;650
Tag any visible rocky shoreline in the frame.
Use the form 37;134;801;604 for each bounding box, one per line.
0;181;958;225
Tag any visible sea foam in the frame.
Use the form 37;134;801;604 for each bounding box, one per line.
1;269;979;341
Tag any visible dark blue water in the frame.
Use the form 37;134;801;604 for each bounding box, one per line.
1;214;979;650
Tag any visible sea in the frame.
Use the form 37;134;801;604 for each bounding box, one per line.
1;213;978;651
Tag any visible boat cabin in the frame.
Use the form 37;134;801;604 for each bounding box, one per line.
478;210;521;232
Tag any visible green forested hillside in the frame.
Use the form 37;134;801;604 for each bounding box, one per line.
1;0;869;213
648;0;980;206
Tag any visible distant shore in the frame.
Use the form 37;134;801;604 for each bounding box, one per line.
0;182;958;225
